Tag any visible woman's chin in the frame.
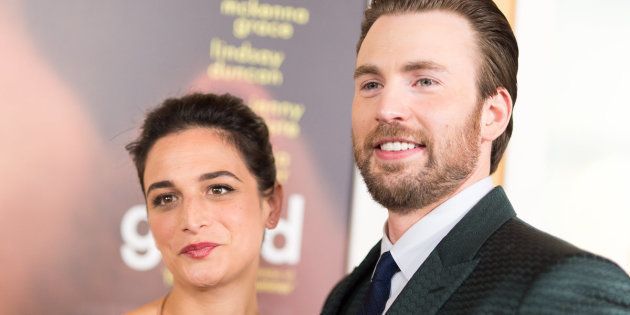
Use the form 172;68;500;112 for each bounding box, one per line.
182;269;225;289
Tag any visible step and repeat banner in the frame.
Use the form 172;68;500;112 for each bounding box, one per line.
0;1;364;314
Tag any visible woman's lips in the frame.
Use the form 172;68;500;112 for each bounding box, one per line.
179;242;218;259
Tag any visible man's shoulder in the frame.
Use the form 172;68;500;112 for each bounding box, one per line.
520;252;630;313
321;264;369;314
481;217;582;261
443;217;630;313
321;242;380;315
477;217;627;282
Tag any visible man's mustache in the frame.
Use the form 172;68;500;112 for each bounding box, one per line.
363;122;433;151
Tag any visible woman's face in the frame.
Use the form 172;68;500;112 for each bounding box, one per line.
143;127;281;289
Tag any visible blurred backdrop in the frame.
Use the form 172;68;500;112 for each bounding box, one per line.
1;1;628;314
0;1;362;314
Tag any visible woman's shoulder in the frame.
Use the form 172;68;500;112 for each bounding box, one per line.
124;297;164;315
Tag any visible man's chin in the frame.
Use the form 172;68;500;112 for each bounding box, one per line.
367;158;412;175
361;170;454;214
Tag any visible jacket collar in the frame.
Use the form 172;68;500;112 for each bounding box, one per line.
387;186;516;314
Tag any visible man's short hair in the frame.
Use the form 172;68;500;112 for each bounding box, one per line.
358;0;518;173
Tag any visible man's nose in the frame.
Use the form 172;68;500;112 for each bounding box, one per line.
179;197;210;233
374;85;411;123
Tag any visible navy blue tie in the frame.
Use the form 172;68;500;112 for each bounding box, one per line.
360;251;400;315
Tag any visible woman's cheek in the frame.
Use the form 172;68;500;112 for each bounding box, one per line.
149;213;176;251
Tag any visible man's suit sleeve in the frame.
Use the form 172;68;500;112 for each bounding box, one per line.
518;254;630;314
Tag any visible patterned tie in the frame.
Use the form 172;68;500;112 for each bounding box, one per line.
360;251;400;315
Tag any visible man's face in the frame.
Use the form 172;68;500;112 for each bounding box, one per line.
352;11;483;213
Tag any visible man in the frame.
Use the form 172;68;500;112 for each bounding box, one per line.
322;0;630;314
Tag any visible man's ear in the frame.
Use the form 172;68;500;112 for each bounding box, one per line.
480;87;513;142
263;182;283;229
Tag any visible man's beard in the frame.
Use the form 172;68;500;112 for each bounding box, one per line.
353;108;481;214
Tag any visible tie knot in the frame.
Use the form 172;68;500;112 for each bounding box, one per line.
372;251;399;282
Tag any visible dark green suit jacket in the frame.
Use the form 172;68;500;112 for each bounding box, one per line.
322;187;630;314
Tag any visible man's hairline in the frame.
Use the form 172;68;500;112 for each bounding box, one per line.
355;10;492;104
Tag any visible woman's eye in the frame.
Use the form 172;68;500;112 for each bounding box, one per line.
208;185;234;195
361;81;381;90
152;194;178;207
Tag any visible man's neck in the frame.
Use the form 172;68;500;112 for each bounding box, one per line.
386;198;444;244
386;174;488;244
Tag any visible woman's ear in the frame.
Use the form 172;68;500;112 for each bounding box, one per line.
480;87;513;142
263;182;283;229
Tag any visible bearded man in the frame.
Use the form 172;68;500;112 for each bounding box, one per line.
322;0;630;314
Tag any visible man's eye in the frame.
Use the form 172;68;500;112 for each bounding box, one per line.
208;185;234;195
152;194;178;207
416;78;436;87
361;81;381;90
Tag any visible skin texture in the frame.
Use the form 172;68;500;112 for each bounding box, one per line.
352;11;512;243
129;127;282;315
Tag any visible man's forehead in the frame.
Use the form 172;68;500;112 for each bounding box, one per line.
356;11;480;73
362;10;476;42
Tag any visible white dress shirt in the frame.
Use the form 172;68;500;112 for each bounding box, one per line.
378;177;495;313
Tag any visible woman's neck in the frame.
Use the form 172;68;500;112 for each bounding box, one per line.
163;273;259;315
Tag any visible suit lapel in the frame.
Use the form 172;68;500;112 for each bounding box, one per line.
387;187;516;314
387;251;479;314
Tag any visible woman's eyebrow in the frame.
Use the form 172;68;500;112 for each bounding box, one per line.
146;180;174;195
199;171;242;182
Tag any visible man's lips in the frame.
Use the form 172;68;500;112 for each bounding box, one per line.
179;242;218;259
372;139;426;160
374;139;424;150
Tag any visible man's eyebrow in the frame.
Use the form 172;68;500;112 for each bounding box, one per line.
146;180;174;195
199;171;242;182
402;60;448;73
354;64;381;79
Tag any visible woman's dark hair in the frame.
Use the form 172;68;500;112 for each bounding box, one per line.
126;93;276;195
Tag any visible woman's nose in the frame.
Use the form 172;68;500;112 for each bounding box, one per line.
179;198;209;233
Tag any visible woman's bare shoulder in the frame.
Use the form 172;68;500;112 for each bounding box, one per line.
124;298;164;315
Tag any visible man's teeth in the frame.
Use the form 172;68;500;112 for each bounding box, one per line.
380;142;418;151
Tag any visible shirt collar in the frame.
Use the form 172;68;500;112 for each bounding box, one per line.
380;177;494;280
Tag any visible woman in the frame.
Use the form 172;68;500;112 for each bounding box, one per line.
125;93;283;315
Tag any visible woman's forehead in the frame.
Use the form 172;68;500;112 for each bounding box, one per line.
143;128;251;185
